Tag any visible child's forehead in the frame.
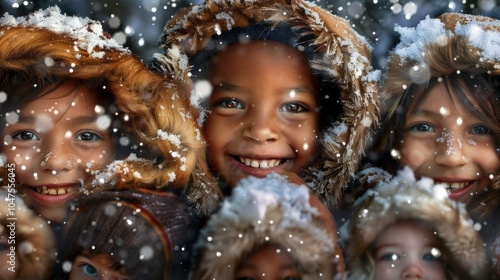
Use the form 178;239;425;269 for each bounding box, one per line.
211;40;309;65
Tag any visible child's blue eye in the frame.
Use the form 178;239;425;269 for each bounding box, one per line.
280;103;307;113
81;263;98;277
75;131;102;141
408;123;435;132
470;125;491;135
12;131;39;141
216;98;244;109
380;253;400;261
423;252;439;262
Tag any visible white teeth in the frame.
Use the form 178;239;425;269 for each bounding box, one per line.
35;186;74;196
240;157;281;169
437;182;469;190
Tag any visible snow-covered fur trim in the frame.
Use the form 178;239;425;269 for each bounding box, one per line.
159;0;380;208
0;189;55;279
191;174;338;280
0;6;222;215
340;167;488;280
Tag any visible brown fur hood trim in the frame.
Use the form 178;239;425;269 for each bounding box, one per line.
0;189;55;279
0;6;221;215
383;12;500;103
340;167;488;280
160;0;380;208
190;174;338;280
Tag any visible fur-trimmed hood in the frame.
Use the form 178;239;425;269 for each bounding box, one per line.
340;167;488;280
0;6;222;215
0;189;55;279
191;173;339;279
158;0;380;208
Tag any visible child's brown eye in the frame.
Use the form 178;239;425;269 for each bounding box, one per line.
215;98;244;109
76;131;102;141
470;125;491;135
280;102;307;113
13;131;38;141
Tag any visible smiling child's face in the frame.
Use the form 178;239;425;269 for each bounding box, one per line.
399;82;500;204
204;40;320;187
0;80;114;222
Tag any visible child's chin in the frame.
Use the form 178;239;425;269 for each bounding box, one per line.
35;207;68;223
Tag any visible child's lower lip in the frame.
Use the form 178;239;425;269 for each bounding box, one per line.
447;182;475;201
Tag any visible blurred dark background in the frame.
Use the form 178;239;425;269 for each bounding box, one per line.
1;0;498;70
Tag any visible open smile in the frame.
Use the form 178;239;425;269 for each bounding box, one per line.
238;156;287;169
434;180;475;201
32;185;76;196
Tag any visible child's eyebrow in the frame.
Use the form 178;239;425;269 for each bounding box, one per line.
212;83;316;96
212;82;243;92
16;115;102;126
374;243;401;250
284;85;316;95
410;109;441;117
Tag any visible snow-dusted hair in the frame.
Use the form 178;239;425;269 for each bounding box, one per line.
340;167;488;280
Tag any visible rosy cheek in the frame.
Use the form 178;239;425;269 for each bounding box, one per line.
400;146;430;171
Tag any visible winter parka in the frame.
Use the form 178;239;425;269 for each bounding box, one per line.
191;173;341;280
340;167;488;280
0;6;222;215
158;0;380;209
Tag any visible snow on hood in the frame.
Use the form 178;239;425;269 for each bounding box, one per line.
190;173;337;279
0;6;128;58
341;167;488;280
217;173;317;230
393;13;500;64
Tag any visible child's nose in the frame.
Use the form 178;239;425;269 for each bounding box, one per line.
242;113;280;143
434;132;468;167
40;142;74;173
400;261;424;279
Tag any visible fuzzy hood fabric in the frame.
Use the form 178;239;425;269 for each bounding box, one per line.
340;167;488;280
55;189;199;279
0;6;222;215
158;0;380;208
190;173;339;280
0;189;55;279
